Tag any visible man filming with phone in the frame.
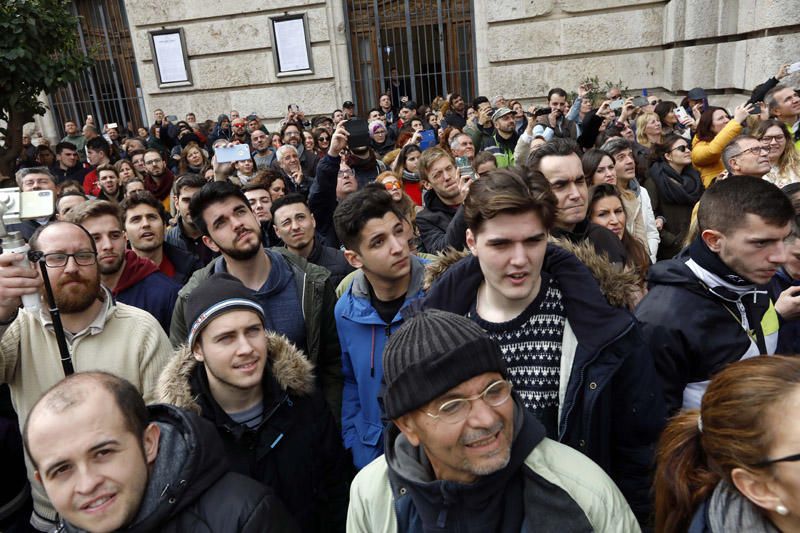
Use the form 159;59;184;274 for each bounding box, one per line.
0;220;173;531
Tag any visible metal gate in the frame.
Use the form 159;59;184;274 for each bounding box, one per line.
48;0;146;137
344;0;476;114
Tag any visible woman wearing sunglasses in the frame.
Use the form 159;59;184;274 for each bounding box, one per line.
312;127;330;159
645;133;704;260
655;355;800;533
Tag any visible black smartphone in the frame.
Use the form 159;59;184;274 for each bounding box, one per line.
749;104;762;115
344;119;370;150
534;107;552;117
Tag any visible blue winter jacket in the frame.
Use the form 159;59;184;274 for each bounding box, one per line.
335;256;428;469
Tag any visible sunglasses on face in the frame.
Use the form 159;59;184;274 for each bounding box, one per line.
384;181;401;191
669;145;690;153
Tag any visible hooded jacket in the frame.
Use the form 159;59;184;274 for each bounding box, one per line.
158;334;348;533
335;256;427;469
347;400;639;533
113;249;181;333
169;247;342;420
209;114;233;145
636;247;780;415
421;243;664;522
57;404;298;533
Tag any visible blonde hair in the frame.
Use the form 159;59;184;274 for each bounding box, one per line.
636;112;661;148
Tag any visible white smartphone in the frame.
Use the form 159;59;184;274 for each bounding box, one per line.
215;144;251;163
788;62;800;74
674;106;690;122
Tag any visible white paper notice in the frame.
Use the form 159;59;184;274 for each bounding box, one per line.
274;18;310;72
153;33;188;83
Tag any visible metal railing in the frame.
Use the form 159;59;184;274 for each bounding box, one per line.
344;0;476;114
48;0;147;136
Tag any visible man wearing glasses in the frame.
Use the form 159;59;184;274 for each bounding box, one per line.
422;167;663;525
0;221;172;531
347;309;637;532
721;135;772;179
141;149;175;203
9;168;59;240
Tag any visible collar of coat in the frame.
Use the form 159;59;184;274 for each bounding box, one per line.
157;331;316;414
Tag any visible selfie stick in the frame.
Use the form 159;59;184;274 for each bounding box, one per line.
35;256;74;376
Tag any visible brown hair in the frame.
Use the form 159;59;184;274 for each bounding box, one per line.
417;147;455;184
465;167;557;233
695;106;730;143
66;199;124;229
654;355;800;533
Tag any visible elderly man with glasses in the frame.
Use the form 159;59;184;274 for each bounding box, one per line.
722;135;773;179
347;309;638;533
0;220;172;531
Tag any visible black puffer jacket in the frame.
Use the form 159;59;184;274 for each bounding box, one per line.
159;333;349;533
59;404;297;532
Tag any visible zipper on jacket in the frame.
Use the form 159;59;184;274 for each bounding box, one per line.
558;321;636;442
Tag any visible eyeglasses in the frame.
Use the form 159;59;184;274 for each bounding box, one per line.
669;145;690;153
144;159;162;166
38;251;97;268
730;145;770;158
761;135;784;144
424;379;513;424
752;452;800;468
384;181;401;191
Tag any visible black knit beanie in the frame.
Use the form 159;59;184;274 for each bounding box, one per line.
184;273;265;347
382;309;507;419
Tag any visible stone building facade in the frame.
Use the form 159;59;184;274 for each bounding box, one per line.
32;0;800;137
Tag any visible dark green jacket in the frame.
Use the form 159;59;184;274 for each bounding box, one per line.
169;247;342;419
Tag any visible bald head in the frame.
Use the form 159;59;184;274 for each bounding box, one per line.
24;372;148;468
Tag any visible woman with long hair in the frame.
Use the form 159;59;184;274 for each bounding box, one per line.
692;103;752;187
394;144;423;206
655;355;800;533
754;118;800;187
588;184;650;286
312;127;331;158
178;142;208;175
654;100;693;138
645;133;704;260
115;159;142;185
635;111;663;149
582;148;617;186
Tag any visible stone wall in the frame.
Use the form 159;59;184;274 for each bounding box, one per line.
473;0;800;106
122;0;353;130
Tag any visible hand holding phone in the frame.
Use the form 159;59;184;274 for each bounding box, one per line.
787;62;800;75
215;144;251;163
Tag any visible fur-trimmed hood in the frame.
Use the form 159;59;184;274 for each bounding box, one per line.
423;238;642;309
157;332;316;414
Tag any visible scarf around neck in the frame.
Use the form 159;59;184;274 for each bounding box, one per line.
650;160;704;205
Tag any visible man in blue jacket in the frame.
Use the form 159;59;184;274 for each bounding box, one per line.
333;186;427;469
68;200;180;333
422;167;664;524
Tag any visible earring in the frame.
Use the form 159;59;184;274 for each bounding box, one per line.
776;504;789;516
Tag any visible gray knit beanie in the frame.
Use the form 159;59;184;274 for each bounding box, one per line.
382;309;507;419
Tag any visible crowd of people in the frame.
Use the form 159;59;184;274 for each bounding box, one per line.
1;60;800;532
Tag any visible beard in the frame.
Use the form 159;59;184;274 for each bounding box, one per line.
214;228;263;261
98;253;125;275
52;273;102;313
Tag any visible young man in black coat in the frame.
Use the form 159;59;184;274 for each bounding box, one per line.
159;273;349;533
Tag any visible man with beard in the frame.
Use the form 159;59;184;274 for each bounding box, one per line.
545;88;578;140
347;309;637;532
250;128;276;170
440;93;467;131
68;200;180;333
8;168;59;241
169;181;343;419
122;191;202;285
141;150;175;205
0;221;172;531
415;147;467;254
474;108;520;167
166;174;217;266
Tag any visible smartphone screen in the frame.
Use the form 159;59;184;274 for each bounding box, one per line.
215;145;251;163
418;130;436;150
344;119;370;149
